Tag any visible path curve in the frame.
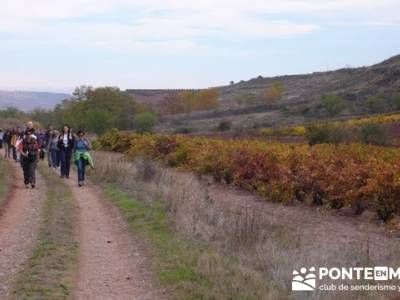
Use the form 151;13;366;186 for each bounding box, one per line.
68;172;163;300
0;161;45;298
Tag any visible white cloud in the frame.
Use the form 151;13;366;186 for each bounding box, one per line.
0;0;399;52
0;0;319;42
3;0;398;16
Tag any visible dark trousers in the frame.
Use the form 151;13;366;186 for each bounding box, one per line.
21;158;37;185
77;157;87;182
50;150;60;168
12;146;17;161
60;149;72;177
4;143;10;158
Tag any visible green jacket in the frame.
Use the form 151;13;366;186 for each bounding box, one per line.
74;151;94;169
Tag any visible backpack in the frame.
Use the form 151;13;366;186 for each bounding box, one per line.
23;140;39;162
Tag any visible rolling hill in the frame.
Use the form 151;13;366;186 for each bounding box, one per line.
127;54;400;133
128;54;400;110
0;90;70;111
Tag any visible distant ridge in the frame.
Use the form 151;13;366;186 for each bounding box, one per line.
126;54;400;111
0;90;70;111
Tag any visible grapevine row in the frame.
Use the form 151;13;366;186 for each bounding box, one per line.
98;129;400;222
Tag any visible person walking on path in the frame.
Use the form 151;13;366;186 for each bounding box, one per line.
15;129;24;163
12;128;23;162
25;121;35;135
58;125;75;179
10;129;18;161
74;130;93;187
47;130;60;169
3;129;11;158
0;129;4;149
19;129;39;188
45;125;54;167
37;129;46;161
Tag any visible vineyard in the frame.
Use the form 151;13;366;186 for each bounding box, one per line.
260;112;400;137
97;129;400;222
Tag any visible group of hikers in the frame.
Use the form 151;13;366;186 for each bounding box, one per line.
0;122;93;188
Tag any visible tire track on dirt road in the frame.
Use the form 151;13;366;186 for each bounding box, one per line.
67;172;164;300
0;161;45;299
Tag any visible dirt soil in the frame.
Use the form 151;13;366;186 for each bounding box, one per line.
67;172;164;300
0;158;165;300
0;162;45;299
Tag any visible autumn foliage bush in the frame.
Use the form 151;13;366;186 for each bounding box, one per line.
261;112;400;138
98;129;400;222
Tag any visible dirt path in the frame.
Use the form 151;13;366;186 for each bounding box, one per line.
0;161;45;298
67;172;162;300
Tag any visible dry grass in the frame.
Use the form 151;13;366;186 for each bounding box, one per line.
89;151;400;300
12;164;79;300
0;157;13;209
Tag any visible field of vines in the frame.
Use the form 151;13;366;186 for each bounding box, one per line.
97;129;400;222
260;112;400;137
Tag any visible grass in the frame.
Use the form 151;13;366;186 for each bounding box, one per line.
11;164;79;300
0;157;13;209
100;185;276;300
89;151;400;300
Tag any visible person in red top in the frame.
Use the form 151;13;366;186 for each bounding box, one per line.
19;129;39;188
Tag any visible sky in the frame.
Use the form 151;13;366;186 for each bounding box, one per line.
0;0;399;93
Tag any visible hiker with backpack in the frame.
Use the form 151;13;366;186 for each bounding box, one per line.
58;124;75;179
74;130;94;187
25;121;35;135
19;129;39;188
37;129;47;161
47;130;60;169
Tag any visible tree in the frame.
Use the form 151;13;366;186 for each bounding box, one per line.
264;81;284;103
35;86;138;134
191;88;220;111
72;85;93;101
365;96;386;113
359;124;388;146
218;120;232;131
305;124;348;145
389;93;400;110
321;93;347;117
180;91;194;113
178;89;220;114
133;111;158;133
29;108;57;127
160;93;185;115
0;107;26;119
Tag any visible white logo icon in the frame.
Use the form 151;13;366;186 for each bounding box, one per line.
292;267;316;291
374;267;388;281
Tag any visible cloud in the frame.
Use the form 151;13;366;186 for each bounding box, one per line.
3;0;398;16
0;1;320;43
0;0;399;53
